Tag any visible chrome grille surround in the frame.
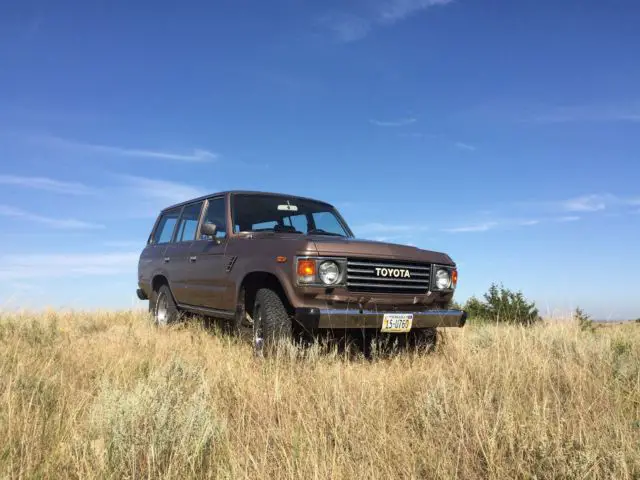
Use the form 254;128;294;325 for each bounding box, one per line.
346;258;431;294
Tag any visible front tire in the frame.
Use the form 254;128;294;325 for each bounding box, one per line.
252;288;292;354
153;284;180;326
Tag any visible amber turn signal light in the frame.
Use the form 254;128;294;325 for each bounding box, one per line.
451;269;458;287
297;259;316;277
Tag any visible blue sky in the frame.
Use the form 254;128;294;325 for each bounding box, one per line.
1;0;639;319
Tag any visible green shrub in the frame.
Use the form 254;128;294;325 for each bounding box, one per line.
463;283;540;325
574;307;594;332
444;300;463;310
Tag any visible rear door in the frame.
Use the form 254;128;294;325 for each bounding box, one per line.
187;196;229;309
165;201;204;305
140;207;181;294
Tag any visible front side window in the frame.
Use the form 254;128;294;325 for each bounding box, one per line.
232;194;352;237
285;214;308;233
252;220;277;230
152;208;181;244
312;212;348;237
201;197;227;239
175;201;204;242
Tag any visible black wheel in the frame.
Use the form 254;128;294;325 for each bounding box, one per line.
410;328;438;353
153;284;180;326
252;288;292;354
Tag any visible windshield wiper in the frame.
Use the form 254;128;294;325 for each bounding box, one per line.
252;228;304;234
307;229;346;237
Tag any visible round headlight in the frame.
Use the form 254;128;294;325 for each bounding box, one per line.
435;269;451;289
318;261;340;285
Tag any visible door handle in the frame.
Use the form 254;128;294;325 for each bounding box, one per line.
163;257;170;263
189;256;197;263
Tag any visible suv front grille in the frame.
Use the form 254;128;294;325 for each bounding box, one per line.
346;258;431;294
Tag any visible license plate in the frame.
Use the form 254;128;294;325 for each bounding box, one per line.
381;313;413;333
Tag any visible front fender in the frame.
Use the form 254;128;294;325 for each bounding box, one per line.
235;266;300;306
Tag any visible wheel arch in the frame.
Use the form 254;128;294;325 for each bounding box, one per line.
151;273;170;293
238;271;294;318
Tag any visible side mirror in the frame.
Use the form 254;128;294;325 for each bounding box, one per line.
200;222;218;238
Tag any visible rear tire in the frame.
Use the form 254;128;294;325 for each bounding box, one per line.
148;292;156;314
252;288;292;355
153;284;180;326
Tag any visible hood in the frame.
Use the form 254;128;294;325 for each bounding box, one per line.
310;236;454;265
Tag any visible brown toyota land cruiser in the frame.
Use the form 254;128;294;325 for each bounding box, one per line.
137;191;466;352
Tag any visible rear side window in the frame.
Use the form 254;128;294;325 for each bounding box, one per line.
152;208;181;244
175;201;204;242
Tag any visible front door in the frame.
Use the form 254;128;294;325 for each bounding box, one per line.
188;196;230;310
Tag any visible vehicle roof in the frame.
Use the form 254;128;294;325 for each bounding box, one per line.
161;190;335;213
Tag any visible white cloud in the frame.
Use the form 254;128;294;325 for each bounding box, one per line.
6;281;36;291
38;135;217;162
103;240;144;248
118;175;208;205
321;0;452;42
369;117;418;127
556;194;640;213
444;215;583;233
0;174;96;195
554;215;581;222
517;219;540;226
0;205;104;229
455;142;476;151
0;252;138;280
443;222;499;233
531;104;640;124
321;13;372;42
561;194;611;212
461;101;640;126
377;0;453;23
416;192;640;236
521;193;639;215
397;132;428;138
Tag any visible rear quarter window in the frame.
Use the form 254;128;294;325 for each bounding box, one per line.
151;209;181;244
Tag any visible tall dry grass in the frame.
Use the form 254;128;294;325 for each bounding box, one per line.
0;310;639;479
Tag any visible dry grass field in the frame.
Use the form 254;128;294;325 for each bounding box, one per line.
1;310;639;479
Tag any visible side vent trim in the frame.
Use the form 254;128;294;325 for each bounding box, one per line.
225;255;238;272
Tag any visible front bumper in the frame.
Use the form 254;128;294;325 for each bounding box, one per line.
294;308;467;330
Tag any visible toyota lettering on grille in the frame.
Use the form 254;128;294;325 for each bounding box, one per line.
375;267;411;278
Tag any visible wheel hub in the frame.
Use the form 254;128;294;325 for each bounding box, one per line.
253;307;264;352
156;292;168;326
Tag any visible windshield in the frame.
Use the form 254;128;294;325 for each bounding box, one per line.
232;194;352;237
